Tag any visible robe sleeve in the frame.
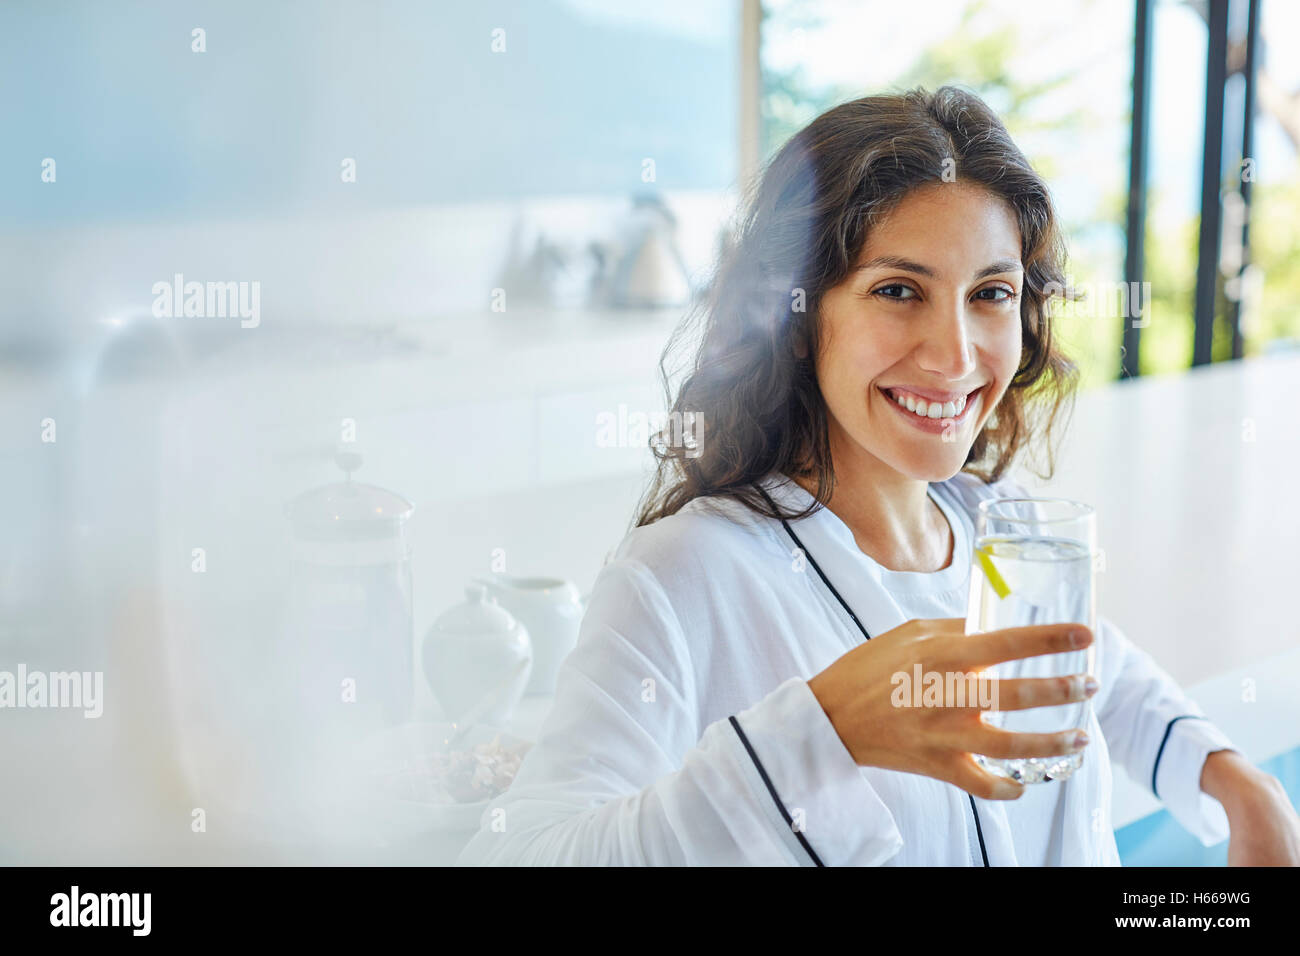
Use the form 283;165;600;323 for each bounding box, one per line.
456;557;905;866
1094;613;1238;846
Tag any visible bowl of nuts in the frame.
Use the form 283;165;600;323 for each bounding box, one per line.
347;722;533;843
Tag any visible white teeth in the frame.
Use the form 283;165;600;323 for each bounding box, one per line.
890;389;970;420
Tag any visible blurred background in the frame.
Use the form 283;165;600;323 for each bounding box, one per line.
0;0;1296;865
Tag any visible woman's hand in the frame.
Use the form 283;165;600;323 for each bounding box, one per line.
1201;749;1300;866
806;617;1097;800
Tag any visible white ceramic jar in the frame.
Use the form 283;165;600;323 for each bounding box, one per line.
422;585;532;725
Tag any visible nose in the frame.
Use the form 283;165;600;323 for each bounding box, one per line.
914;295;977;381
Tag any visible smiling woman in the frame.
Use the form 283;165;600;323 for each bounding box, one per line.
637;87;1080;530
458;86;1297;868
817;183;1024;496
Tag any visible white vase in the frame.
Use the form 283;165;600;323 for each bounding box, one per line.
473;575;586;696
422;585;532;724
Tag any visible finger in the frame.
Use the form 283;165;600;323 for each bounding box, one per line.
896;617;966;642
973;673;1099;713
947;753;1025;801
968;725;1090;760
946;623;1092;669
926;617;967;632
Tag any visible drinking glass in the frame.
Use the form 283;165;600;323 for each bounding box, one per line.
964;497;1097;784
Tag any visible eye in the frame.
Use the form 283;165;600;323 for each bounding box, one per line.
974;286;1017;303
872;283;918;301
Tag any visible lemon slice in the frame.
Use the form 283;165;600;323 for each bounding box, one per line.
975;546;1011;600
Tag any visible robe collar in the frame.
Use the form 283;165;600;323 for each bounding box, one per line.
754;472;913;641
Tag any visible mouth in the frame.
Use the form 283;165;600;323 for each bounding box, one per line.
878;384;986;435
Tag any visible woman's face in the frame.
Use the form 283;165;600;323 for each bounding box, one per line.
813;182;1024;482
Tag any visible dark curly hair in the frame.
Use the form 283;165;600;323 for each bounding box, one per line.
635;85;1079;528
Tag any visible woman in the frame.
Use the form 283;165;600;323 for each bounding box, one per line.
459;86;1300;866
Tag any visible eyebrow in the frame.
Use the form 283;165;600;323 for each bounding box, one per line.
851;256;1022;280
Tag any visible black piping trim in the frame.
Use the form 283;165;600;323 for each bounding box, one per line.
756;485;872;640
755;480;991;867
968;794;990;866
1152;714;1209;799
729;715;826;867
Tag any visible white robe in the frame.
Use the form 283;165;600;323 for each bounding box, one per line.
458;471;1237;865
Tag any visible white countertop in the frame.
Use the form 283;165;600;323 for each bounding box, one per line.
1012;352;1300;689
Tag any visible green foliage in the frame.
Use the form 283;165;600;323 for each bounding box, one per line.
758;0;1300;384
1136;201;1197;376
759;0;1124;391
1247;177;1300;353
1137;174;1300;374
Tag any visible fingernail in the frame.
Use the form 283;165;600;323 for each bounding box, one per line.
1073;731;1090;749
1084;677;1099;696
1070;628;1088;648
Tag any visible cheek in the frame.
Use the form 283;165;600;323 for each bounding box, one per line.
989;317;1023;382
981;322;1023;412
823;344;889;408
824;321;903;382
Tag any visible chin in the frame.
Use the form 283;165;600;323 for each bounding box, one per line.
890;447;973;483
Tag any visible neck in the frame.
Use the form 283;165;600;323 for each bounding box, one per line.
792;431;952;573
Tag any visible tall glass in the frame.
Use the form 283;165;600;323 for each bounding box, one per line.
964;497;1097;784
